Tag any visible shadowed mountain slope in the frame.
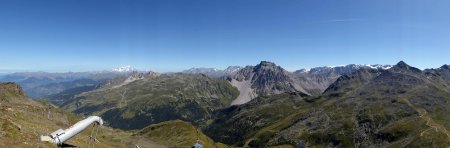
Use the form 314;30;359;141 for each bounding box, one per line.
205;61;450;147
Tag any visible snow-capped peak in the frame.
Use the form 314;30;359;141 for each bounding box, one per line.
364;64;392;70
224;66;243;74
296;68;311;73
296;64;392;75
325;64;392;70
112;65;134;72
183;67;220;73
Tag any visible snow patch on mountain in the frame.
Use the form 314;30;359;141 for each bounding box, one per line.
112;65;134;72
224;66;243;74
297;64;392;74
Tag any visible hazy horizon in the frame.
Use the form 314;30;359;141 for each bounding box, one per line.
0;60;448;74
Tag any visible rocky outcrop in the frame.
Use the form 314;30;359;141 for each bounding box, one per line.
144;71;160;78
227;61;307;105
0;82;26;101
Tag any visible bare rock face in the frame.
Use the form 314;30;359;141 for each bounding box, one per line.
128;71;144;79
144;71;160;78
424;64;450;85
250;61;299;95
232;66;254;82
227;61;306;105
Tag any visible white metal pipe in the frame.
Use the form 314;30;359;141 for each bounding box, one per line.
41;116;103;145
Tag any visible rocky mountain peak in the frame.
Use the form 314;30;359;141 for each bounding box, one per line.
259;61;276;65
144;71;160;78
392;61;422;73
440;64;450;69
256;61;278;69
395;61;409;68
128;71;144;79
253;61;288;75
252;61;290;79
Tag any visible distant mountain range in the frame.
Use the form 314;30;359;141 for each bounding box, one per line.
0;66;138;98
112;65;135;72
0;63;392;99
180;64;392;78
222;62;394;104
181;66;243;78
181;62;394;105
44;61;403;129
2;61;450;147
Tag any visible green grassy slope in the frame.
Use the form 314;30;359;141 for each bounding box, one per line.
0;82;164;147
136;120;228;148
60;73;239;130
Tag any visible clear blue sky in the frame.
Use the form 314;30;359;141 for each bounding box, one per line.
0;0;449;72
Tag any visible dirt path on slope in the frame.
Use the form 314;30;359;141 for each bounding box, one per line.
402;98;450;139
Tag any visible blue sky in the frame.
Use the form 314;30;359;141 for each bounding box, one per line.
0;0;449;72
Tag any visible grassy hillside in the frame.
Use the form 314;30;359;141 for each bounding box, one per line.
0;82;26;101
136;120;228;148
60;73;239;130
0;83;162;147
205;92;315;147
